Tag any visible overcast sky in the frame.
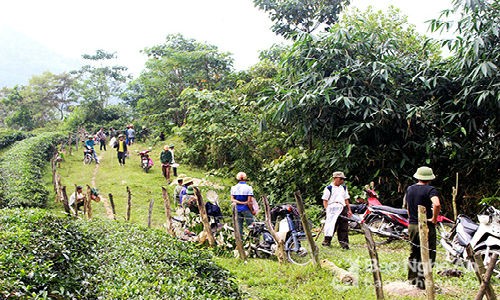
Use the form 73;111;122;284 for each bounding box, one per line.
0;0;452;75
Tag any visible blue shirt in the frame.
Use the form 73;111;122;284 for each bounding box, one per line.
85;139;95;149
231;181;253;212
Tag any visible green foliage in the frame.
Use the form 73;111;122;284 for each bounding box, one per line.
0;209;241;299
0;130;29;150
0;132;66;208
253;0;350;39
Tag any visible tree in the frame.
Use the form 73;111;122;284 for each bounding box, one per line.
253;0;350;39
132;34;233;131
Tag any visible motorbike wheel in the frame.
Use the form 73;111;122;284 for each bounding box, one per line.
246;231;273;259
476;248;500;279
285;235;312;266
83;155;92;165
365;215;396;245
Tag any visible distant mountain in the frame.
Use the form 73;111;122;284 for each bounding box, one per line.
0;27;82;88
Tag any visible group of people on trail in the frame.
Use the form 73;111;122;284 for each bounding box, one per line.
228;166;440;291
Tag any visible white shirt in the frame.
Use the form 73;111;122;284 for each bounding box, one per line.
69;192;85;206
322;184;350;207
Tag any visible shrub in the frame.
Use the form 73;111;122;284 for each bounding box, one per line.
0;132;66;208
0;130;30;150
0;209;241;299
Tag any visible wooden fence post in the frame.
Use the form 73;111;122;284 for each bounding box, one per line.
466;245;496;300
126;186;132;221
418;205;435;300
108;193;116;220
194;187;215;247
232;205;246;260
86;185;93;219
148;199;154;228
68;133;72;156
61;186;71;216
361;223;384;299
452;172;458;220
294;191;320;266
73;185;79;217
262;196;286;263
475;253;499;300
161;187;175;235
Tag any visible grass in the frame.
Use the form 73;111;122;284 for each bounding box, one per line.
43;140;499;300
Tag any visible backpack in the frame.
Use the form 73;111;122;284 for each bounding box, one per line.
205;202;222;217
327;184;347;193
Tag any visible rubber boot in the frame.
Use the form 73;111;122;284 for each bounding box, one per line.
322;236;332;246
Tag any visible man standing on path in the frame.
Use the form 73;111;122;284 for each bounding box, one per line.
169;145;178;177
321;171;352;249
406;166;441;290
113;134;128;166
160;145;173;183
230;172;254;237
97;128;107;151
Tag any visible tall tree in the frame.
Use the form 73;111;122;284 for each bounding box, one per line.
253;0;349;39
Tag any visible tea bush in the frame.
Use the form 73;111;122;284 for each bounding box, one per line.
0;130;29;150
0;132;67;208
0;209;241;299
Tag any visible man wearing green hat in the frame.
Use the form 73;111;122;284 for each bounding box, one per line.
406;166;441;290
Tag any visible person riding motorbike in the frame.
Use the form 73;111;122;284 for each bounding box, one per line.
84;135;99;164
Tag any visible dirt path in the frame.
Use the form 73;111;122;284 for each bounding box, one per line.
91;154;115;219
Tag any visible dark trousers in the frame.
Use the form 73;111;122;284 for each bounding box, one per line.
408;223;436;289
117;151;126;165
173;167;178;177
100;140;106;151
335;206;349;248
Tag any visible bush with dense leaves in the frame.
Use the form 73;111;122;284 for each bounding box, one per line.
0;132;66;208
0;209;241;299
0;130;29;150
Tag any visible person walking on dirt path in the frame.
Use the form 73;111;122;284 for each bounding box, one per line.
160;145;173;183
97;128;107;151
84;135;99;164
126;125;135;145
169;145;178;177
230;172;254;237
406;166;441;290
321;171;352;249
113;134;128;166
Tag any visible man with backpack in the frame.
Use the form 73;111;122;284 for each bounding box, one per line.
321;171;352;249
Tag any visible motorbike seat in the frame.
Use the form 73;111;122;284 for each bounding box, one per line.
371;205;408;217
458;215;479;234
350;204;367;214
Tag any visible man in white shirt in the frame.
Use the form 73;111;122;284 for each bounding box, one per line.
321;171;352;249
69;186;85;213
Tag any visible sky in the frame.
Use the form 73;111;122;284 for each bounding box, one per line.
0;0;452;76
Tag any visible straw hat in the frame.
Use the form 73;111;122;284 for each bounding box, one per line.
332;171;347;179
183;177;193;185
413;166;436;181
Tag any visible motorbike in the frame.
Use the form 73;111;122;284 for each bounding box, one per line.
83;146;95;164
138;149;153;172
348;188;382;232
440;205;500;278
361;202;454;245
245;204;312;266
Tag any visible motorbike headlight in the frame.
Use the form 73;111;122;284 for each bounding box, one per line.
478;214;491;225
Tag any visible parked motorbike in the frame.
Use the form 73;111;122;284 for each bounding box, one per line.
138;149;153;172
348;188;382;232
245;204;312;266
362;203;454;245
440;205;500;278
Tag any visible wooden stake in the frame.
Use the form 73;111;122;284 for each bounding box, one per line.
194;187;215;247
294;191;320;266
108;193;116;220
68;133;72;156
86;185;92;219
262;196;286;263
475;253;498;300
452;172;458;220
148;198;154;228
73;185;79;218
126;186;131;221
161;187;174;235
361;223;384;299
232;205;246;260
61;186;71;216
418;205;435;300
466;245;496;300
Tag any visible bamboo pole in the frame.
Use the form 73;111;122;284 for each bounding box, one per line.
294;191;320;266
262;196;286;263
161;187;174;235
452;172;458;220
418;205;435;300
194;187;215;247
126;186;132;221
148;198;154;228
361;223;384;299
232;205;246;260
108;193;116;220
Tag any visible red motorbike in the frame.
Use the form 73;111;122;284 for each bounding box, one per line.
139;150;154;173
